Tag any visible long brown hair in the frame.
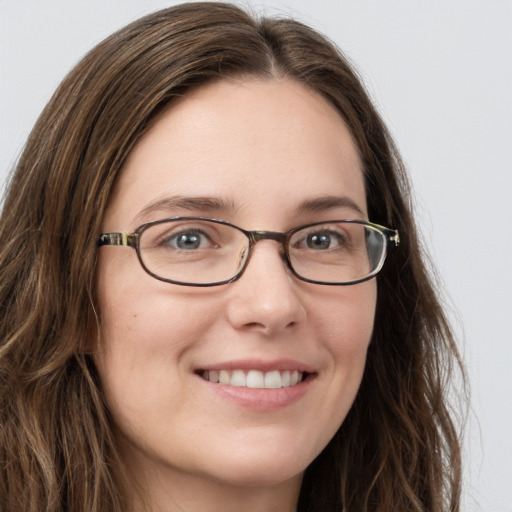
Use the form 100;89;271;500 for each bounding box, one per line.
0;3;465;510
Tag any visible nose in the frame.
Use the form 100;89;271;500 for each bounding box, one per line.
225;240;307;336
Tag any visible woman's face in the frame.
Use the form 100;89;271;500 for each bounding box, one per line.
95;78;376;495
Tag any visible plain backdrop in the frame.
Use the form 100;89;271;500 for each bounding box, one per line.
1;1;511;510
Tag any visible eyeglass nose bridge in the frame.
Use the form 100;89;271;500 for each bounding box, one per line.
248;230;287;244
243;230;291;269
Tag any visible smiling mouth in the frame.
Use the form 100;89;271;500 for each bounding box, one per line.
198;369;308;389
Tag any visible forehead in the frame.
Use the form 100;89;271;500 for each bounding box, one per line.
104;78;366;230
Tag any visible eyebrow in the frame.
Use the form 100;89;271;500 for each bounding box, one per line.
296;196;366;217
134;194;366;225
134;195;237;224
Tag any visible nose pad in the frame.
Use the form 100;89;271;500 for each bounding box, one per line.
226;242;306;335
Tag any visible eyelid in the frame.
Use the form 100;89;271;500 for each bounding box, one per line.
150;221;217;239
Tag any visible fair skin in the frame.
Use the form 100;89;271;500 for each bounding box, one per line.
95;78;376;512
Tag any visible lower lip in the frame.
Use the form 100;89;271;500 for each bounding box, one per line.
199;375;313;410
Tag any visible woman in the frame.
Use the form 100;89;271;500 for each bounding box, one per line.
0;3;464;511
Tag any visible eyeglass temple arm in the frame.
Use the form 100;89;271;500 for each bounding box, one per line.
97;233;137;248
388;230;400;247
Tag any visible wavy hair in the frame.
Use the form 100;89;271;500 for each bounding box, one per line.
0;3;464;511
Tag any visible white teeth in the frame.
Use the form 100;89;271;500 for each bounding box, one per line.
264;370;282;389
247;370;264;388
219;370;230;384
231;370;246;387
204;369;304;389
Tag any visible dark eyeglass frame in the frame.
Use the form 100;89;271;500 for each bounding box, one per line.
98;217;400;287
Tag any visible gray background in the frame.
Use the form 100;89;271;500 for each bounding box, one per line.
1;1;511;510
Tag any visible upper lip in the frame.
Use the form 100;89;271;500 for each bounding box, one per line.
196;358;316;374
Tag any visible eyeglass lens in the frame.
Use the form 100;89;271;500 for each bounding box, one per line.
137;219;387;285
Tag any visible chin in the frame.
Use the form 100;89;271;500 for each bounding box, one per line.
198;445;315;489
211;465;304;489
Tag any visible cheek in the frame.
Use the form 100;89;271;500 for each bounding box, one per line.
95;249;220;350
93;251;219;411
320;280;377;354
316;281;376;409
289;282;376;459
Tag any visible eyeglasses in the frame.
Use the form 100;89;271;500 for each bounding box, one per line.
98;217;399;287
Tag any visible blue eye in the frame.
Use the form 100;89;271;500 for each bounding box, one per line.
167;229;211;250
305;231;346;250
